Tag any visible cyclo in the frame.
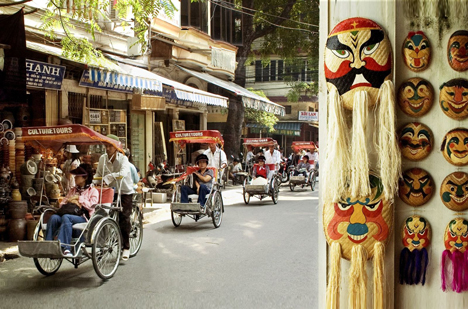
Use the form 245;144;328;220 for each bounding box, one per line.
17;125;143;279
241;138;281;205
166;130;224;228
288;141;318;191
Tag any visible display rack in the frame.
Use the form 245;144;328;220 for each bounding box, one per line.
83;107;127;152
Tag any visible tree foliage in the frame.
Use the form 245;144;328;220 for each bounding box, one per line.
244;88;278;132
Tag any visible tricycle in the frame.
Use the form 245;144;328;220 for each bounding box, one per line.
166;130;224;228
241;138;281;204
17;124;143;279
289;141;318;191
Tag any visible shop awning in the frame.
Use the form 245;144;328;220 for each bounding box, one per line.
176;65;285;116
246;122;302;136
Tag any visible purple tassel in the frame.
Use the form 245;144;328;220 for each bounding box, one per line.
452;250;464;293
421;248;429;286
414;250;422;284
399;248;410;284
441;250;451;292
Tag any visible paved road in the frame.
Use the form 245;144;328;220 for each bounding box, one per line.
0;184;319;309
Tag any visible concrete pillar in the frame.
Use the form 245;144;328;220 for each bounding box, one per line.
200;111;207;130
45;90;59;126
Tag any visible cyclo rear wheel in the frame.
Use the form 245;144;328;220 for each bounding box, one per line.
171;185;182;227
92;218;122;280
33;219;62;276
243;178;250;204
310;171;316;191
129;205;143;257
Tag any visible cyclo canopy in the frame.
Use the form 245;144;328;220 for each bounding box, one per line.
21;124;124;153
169;130;224;148
242;137;277;148
291;141;316;152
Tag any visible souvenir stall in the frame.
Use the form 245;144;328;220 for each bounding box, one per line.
319;0;468;308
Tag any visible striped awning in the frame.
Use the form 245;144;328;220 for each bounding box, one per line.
88;68;163;92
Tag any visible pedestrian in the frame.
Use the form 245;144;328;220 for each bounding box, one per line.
61;145;81;194
125;148;139;187
94;134;134;261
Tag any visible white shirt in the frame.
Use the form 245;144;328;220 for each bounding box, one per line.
264;149;281;165
203;147;227;170
94;152;135;195
246;151;254;163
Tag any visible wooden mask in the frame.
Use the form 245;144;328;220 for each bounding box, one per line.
444;218;468;253
448;30;468;72
399;168;434;207
402;215;431;251
402;31;431;72
440;172;468;211
398;78;434;117
399;122;433;161
441;128;468;166
324;17;392;110
439;78;468;120
324;173;393;260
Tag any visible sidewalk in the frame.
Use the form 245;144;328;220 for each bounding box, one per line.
0;183;243;263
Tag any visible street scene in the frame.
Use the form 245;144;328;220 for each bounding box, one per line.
0;184;319;308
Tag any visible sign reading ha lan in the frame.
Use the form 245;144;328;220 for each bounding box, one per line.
298;111;318;121
26;60;65;90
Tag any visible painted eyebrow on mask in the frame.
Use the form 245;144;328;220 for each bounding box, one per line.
326;35;352;53
359;30;384;54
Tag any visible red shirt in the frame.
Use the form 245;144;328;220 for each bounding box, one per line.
255;165;267;178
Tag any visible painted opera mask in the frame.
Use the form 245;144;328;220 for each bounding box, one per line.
444;218;468;253
399;168;434;207
398;78;434;117
402;216;431;252
402;31;431;72
325;17;392;110
448;30;468;72
324;173;393;260
399;122;433;161
439;78;468;120
440;172;468;211
441;128;468;166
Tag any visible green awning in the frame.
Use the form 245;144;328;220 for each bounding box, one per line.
246;122;302;136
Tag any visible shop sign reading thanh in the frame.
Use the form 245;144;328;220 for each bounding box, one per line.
26;60;65;90
298;111;318;121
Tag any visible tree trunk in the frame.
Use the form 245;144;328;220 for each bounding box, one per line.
223;95;244;159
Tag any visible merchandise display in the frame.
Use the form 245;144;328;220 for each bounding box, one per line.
447;30;468;72
439;78;468;120
399;216;430;285
441;128;468;166
440;172;468;211
402;31;431;72
399;122;433;161
399;168;434;207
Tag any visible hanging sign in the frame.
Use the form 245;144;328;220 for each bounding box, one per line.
298;111;318;121
26;59;65;90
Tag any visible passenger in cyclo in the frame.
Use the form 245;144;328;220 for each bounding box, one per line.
180;154;213;209
46;164;99;257
229;158;243;180
252;155;270;179
94;134;134;261
294;156;311;177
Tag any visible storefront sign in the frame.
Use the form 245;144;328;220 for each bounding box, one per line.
26;60;65;90
79;70;133;93
89;110;102;124
298;111;318;121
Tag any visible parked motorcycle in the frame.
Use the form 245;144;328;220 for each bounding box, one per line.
278;157;291;183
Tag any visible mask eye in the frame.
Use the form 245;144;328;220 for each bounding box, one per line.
450;186;456;192
450;231;457;237
332;49;350;58
364;201;380;211
447;91;455;96
363;43;379;55
464;185;468;191
337;202;351;211
406;228;414;235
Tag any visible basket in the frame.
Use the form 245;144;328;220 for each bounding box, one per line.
245;184;268;194
290;176;306;184
171;202;202;213
18;240;63;258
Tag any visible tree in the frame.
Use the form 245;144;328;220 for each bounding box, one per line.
223;0;319;157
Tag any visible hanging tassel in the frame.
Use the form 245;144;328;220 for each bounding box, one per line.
350;91;370;198
348;245;367;309
441;250;451;292
323;86;350;204
421;248;429;286
399;247;410;284
375;80;401;201
326;242;341;309
463;250;468;291
452;250;464;293
413;250;423;285
373;242;385;309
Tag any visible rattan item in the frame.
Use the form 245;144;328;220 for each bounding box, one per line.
447;30;468;72
440;172;468;211
441;128;468;166
441;218;468;293
399;122;433;161
398;78;433;117
439;78;468;120
402;31;431;72
399;216;430;285
399;168;434;207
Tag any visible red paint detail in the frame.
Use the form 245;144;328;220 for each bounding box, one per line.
363;54;392;72
327;203;352;240
324;61;352;79
450;143;456;149
414;58;421;67
329;17;382;35
350;83;372;89
454;87;465;102
348;235;368;244
402;227;412;247
362;200;384;218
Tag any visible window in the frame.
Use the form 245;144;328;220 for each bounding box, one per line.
211;0;242;45
285;105;292;114
262;64;270;82
253;59;315;82
255;61;262;82
181;0;208;33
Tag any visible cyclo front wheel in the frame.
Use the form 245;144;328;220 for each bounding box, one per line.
129;205;143;257
171;185;182;227
211;191;223;228
92;218;122;280
33;220;62;276
310;171;316;191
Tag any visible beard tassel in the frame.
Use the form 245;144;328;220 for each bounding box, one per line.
350;91;370;199
441;250;468;293
326;242;341;309
323;86;350;204
348;245;367;309
373;242;385;309
375;80;401;201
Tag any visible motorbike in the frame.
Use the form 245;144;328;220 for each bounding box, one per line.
278;157;291;183
144;158;171;189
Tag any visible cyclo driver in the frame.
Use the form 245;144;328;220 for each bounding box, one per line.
180;154;213;210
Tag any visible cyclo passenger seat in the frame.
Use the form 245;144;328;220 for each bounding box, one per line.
72;187;114;232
